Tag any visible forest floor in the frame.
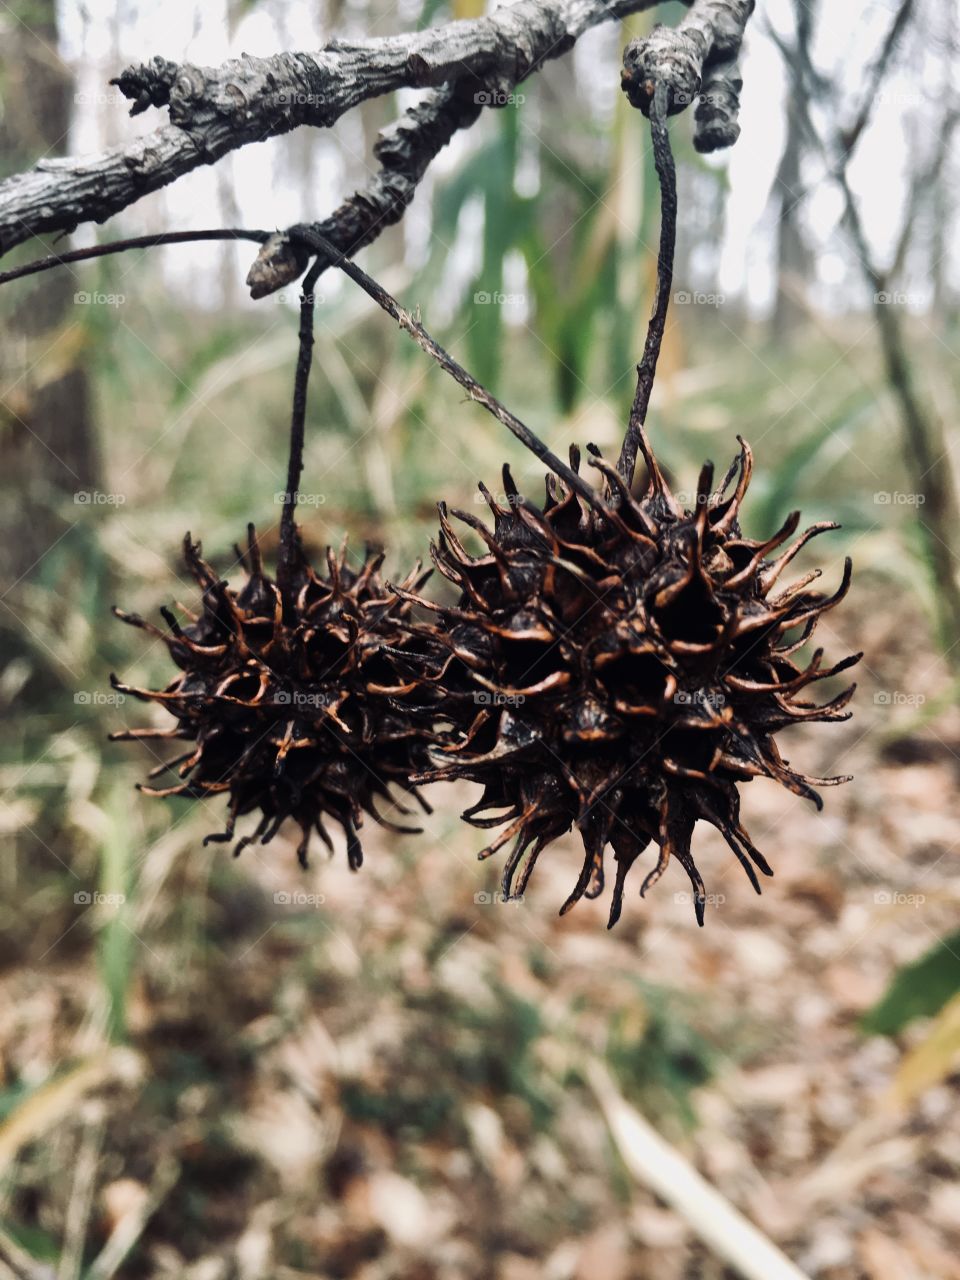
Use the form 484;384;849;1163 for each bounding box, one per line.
1;573;959;1280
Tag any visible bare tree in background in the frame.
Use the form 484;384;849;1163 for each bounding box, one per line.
770;0;816;340
0;0;98;583
780;0;960;655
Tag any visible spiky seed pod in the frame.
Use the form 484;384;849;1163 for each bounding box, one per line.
394;430;860;927
111;524;433;869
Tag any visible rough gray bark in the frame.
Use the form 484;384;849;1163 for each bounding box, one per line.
252;0;756;295
621;0;754;151
0;0;756;300
247;81;483;297
0;0;663;259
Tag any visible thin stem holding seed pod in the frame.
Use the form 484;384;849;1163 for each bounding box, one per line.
0;107;673;513
277;268;319;598
285;225;603;512
618;81;678;485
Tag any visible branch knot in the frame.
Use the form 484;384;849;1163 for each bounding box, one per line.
111;56;179;117
621;0;753;152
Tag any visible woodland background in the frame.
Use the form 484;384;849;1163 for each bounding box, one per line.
1;1;960;1277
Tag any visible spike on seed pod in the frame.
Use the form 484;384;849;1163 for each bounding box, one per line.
395;429;859;927
110;522;434;869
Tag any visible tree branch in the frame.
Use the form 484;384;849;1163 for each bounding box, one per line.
0;0;665;259
252;0;755;296
621;0;754;151
0;0;755;302
246;80;482;298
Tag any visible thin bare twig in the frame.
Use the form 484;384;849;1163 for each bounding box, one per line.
277;275;318;598
0;1;756;299
618;81;677;485
837;166;960;645
0;229;269;289
840;0;915;154
287;226;603;510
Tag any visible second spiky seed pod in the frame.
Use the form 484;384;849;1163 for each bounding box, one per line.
393;429;859;926
111;523;434;869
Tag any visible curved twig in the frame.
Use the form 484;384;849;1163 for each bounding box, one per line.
277;274;318;599
0;229;269;289
617;81;677;485
288;225;603;510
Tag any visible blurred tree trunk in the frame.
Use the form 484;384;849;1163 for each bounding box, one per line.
928;175;958;326
0;0;99;583
771;0;816;341
929;2;958;326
